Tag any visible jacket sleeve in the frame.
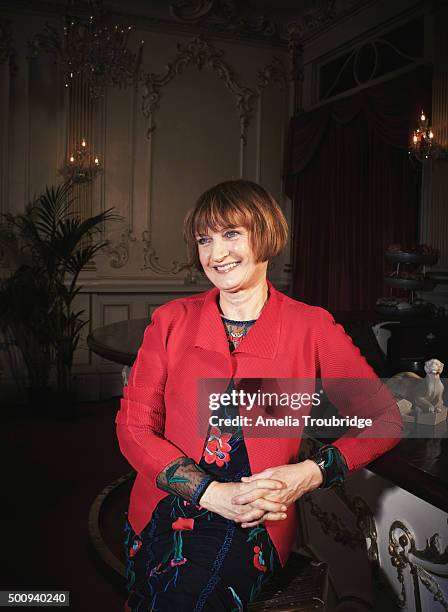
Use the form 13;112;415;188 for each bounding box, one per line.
115;306;187;486
314;309;403;472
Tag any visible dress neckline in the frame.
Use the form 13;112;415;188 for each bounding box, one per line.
221;317;257;325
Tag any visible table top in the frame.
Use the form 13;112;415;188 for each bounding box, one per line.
88;317;448;513
87;318;148;366
371;434;448;513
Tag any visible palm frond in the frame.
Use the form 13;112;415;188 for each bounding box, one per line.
35;182;75;239
64;242;109;277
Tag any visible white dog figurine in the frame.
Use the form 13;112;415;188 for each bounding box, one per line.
387;359;444;416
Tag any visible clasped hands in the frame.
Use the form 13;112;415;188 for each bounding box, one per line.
200;460;323;528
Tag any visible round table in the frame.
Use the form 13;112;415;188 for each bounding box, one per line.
87;318;148;366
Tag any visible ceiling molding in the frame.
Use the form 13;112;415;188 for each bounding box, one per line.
2;0;377;48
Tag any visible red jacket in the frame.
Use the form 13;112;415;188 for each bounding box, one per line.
115;281;402;567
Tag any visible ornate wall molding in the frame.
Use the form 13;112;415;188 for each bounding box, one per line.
287;0;372;44
257;57;288;92
170;0;280;41
141;230;190;275
389;520;448;610
141;36;255;142
140;36;256;275
107;228;137;269
170;0;215;22
169;0;371;44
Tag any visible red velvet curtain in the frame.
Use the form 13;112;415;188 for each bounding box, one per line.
284;67;431;312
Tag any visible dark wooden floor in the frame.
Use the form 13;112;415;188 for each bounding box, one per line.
2;398;129;612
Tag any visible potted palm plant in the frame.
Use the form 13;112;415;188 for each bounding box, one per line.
0;265;55;413
1;181;121;415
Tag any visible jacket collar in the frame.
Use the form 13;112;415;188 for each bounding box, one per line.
194;279;282;359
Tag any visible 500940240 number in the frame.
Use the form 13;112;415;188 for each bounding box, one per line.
0;591;69;607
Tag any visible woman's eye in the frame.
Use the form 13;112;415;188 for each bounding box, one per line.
196;236;210;245
224;230;239;239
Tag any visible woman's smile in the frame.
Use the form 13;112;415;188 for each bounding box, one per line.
213;261;241;273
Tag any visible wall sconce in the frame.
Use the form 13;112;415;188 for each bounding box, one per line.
59;138;101;184
409;110;448;162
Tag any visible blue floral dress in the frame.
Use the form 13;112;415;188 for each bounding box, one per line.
124;318;280;611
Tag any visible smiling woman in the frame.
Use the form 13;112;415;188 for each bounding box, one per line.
183;181;288;319
115;179;403;611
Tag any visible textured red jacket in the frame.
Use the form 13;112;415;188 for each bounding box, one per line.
115;281;402;567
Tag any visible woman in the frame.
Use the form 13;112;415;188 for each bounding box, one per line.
116;180;402;611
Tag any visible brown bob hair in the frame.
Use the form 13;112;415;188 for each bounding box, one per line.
183;180;288;270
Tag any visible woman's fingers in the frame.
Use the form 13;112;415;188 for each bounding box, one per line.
232;479;286;505
243;478;285;490
234;507;265;523
235;503;288;523
240;520;263;528
232;487;283;505
251;498;287;513
241;471;273;482
240;511;287;528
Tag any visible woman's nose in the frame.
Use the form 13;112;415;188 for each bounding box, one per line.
210;240;229;262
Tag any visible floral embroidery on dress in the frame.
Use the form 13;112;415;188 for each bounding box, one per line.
203;426;232;467
129;538;142;558
170;556;187;567
246;527;266;542
149;563;164;576
228;586;244;611
172;517;195;531
171;530;188;567
253;545;267;572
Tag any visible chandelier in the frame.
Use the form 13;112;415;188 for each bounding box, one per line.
59;138;101;183
31;7;144;98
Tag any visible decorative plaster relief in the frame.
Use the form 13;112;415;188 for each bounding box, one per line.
170;0;215;22
141;229;190;275
107;228;137;269
141;36;255;143
257;57;288;92
170;0;279;40
287;0;369;43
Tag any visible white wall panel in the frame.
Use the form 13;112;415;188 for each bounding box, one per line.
28;54;61;192
150;68;240;269
104;86;134;228
103;304;131;326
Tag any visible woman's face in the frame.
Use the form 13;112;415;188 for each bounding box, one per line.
196;226;267;292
